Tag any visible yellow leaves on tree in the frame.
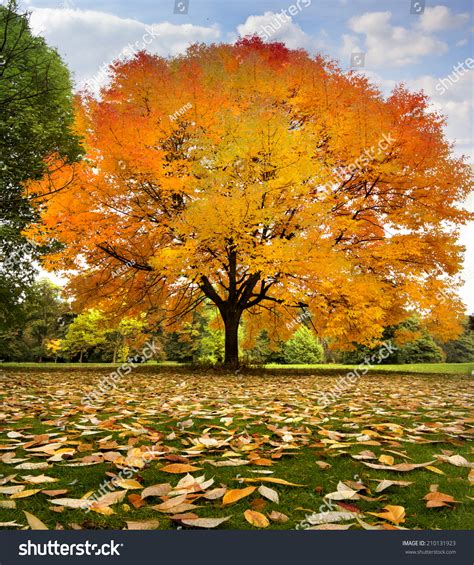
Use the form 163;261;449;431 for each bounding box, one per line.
25;38;472;365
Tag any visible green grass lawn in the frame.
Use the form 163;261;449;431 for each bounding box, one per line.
265;362;474;375
0;370;472;530
1;361;473;375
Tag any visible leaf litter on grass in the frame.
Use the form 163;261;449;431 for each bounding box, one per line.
0;371;472;529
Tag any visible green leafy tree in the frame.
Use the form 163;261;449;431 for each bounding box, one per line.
336;317;444;364
106;316;147;363
0;278;67;361
0;0;81;328
245;329;274;365
61;310;108;362
443;320;474;362
282;326;324;364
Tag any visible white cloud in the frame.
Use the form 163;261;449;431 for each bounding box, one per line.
28;7;220;89
418;5;470;33
405;69;473;158
236;11;325;52
345;11;448;67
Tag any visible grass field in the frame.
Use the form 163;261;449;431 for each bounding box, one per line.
1;361;473;375
0;370;472;530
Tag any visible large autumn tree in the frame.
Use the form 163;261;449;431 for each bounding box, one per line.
26;39;472;366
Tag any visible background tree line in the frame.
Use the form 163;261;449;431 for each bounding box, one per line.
1;279;472;365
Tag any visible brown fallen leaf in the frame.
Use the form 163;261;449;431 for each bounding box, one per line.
378;455;394;466
268;510;289;523
126;519;160;530
42;489;69;497
244;509;269;528
423;491;459;508
222;486;256;505
128;494;146;509
315;461;331;469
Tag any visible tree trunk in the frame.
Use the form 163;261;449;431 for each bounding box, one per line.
223;309;241;368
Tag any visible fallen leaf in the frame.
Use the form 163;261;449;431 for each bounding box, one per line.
141;484;172;499
23;511;48;530
160;464;202;474
113;479;142;490
361;461;434;472
10;489;41;499
305;511;358;525
425;466;445;475
258;485;279;504
368;505;405;524
126;519;160;530
241;477;304;486
375;480;412;493
268;510;288;523
423;491;458;508
222;486;256;505
244;509;269;528
180;516;231;528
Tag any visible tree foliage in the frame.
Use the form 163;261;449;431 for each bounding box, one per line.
282;326;324;364
0;0;81;327
27;38;472;365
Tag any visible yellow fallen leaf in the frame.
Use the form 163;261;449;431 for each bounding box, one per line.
90;504;115;516
10;489;41;499
222;486;256;505
368;505;405;525
241;477;305;487
244;509;269;528
160;464;202;474
379;455;394;466
425;466;445;475
23;511;48;530
113;479;142;490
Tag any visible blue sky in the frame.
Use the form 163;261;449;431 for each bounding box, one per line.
19;0;474;310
